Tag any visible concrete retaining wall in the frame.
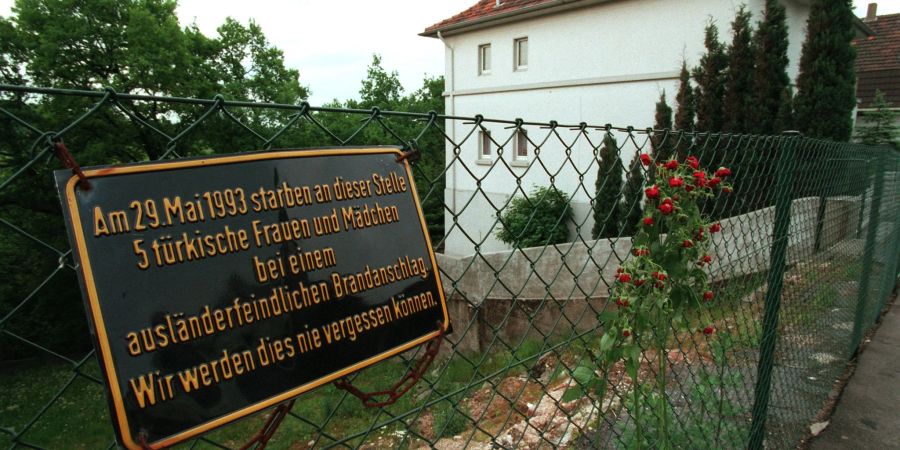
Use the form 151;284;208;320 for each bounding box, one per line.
436;195;865;353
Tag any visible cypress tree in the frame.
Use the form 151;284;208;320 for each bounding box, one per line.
775;86;794;133
793;0;857;141
621;152;645;236
723;6;755;133
651;91;674;162
673;62;695;160
749;0;791;134
693;22;728;134
592;134;625;239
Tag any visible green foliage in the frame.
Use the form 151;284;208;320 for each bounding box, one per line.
0;1;447;360
496;186;572;248
570;156;733;449
673;62;695;160
723;6;754;133
693;22;728;133
749;0;791;134
855;90;899;150
621;154;645;236
592;134;625;239
652;91;674;162
793;0;857;141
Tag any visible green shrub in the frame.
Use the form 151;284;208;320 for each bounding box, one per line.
496;186;572;248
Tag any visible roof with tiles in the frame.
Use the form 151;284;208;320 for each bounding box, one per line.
854;13;900;109
422;0;557;36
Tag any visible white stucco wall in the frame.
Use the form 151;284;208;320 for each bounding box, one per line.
437;0;811;255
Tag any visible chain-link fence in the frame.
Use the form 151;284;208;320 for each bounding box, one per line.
1;84;898;450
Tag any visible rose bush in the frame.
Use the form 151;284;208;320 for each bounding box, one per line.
566;155;732;449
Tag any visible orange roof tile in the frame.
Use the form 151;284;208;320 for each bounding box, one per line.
854;14;900;108
422;0;558;36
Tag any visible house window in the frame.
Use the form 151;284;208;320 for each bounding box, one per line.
478;44;491;75
479;130;492;160
514;37;528;70
515;130;529;161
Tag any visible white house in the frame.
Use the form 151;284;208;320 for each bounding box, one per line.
421;0;814;256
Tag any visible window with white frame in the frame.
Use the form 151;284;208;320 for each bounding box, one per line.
479;130;492;160
515;130;529;161
478;44;492;75
514;37;528;70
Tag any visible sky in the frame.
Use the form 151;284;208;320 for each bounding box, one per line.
1;0;898;105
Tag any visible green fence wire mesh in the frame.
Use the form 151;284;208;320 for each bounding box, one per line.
1;85;898;449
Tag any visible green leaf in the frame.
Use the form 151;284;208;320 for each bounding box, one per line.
561;386;585;402
600;332;614;352
571;366;595;385
597;311;617;323
589;378;608;395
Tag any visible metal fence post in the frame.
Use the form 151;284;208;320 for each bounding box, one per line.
748;132;798;450
850;161;885;356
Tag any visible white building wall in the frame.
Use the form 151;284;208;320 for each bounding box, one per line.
439;0;810;255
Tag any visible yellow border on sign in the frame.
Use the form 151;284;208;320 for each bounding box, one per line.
63;148;449;450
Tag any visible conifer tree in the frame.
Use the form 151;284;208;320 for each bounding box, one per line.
693;22;728;133
673;62;695;160
652;91;674;162
793;0;857;141
723;6;755;133
856;90;899;150
775;86;794;133
592;134;625;239
621;152;645;236
749;0;791;134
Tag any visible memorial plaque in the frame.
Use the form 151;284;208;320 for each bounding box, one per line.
55;147;449;449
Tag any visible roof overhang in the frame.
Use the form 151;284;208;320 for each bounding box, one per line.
421;0;615;38
422;0;874;39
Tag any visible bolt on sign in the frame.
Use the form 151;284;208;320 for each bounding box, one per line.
55;147;449;449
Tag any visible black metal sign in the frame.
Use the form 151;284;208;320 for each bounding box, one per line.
55;147;448;449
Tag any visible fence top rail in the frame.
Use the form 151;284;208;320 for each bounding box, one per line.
0;83;867;145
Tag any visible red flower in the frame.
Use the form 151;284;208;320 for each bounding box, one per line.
686;156;699;169
685;185;694;192
665;160;679;170
715;167;732;177
615;297;623;306
656;272;667;281
693;170;706;180
703;326;715;335
618;273;632;283
655;281;665;289
698;255;713;265
616;267;623;274
643;216;655;226
645;185;660;199
634;279;646;287
623;330;631;337
710;223;721;233
707;177;721;187
658;198;674;215
633;247;650;256
640;153;652;166
669;176;684;188
682;239;694;248
703;291;714;301
722;186;733;194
